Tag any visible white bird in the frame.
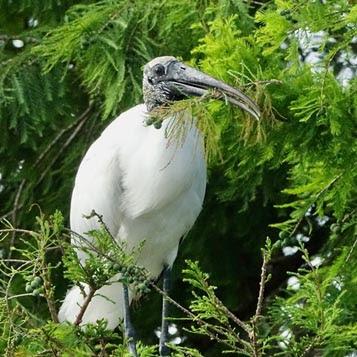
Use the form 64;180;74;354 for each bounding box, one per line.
58;56;260;355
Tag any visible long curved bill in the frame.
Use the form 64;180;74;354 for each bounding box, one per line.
165;62;261;120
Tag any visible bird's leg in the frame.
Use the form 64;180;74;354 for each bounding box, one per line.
123;284;138;357
159;266;171;356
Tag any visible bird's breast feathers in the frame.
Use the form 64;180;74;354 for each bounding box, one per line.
71;104;206;243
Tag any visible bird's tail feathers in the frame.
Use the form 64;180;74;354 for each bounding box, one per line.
58;281;128;330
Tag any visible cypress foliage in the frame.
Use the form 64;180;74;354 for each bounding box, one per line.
0;0;356;355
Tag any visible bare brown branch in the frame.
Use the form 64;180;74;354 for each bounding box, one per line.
74;286;96;326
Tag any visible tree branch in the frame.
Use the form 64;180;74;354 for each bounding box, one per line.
0;105;93;223
36;106;93;186
74;286;96;326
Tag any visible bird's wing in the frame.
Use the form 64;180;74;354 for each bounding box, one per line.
61;104;206;328
69;107;135;262
70;104;206;266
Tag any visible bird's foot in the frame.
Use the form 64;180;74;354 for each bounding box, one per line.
123;284;138;356
159;342;170;356
159;266;171;356
127;337;138;357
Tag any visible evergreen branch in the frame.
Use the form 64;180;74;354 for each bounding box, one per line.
149;282;241;352
67;225;248;352
213;291;251;334
288;173;344;237
83;209;119;249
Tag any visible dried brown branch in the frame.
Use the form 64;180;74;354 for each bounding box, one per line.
36;106;93;186
249;244;271;357
34;106;92;168
255;253;268;318
0;208;21;222
74;286;96;326
0;105;93;224
8;179;26;258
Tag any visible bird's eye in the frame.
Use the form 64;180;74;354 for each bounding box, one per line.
154;64;165;76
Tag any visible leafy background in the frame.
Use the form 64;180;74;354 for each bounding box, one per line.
0;0;356;355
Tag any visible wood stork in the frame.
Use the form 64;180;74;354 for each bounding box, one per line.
58;56;260;356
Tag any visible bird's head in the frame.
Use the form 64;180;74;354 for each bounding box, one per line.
143;56;260;120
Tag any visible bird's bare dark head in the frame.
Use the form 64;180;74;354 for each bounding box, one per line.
143;56;260;120
143;56;185;111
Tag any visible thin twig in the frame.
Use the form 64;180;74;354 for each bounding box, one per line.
0;105;93;223
0;34;40;44
0;228;38;236
345;236;357;264
1;259;29;264
36;107;93;186
0;207;24;222
255;253;268;318
149;282;237;351
74;286;96;326
41;268;59;323
6;293;38;300
83;210;118;247
240;79;283;87
186;265;251;334
34;107;92;168
250;250;270;357
213;295;251;334
8;179;26;258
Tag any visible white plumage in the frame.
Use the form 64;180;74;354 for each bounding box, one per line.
58;56;260;339
58;104;206;328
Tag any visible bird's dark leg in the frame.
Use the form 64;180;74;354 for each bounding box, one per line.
159;266;171;356
123;284;137;357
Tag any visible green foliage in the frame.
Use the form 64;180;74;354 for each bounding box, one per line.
0;212;156;355
177;240;357;356
0;0;356;355
63;211;151;293
265;246;357;356
33;0;165;118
